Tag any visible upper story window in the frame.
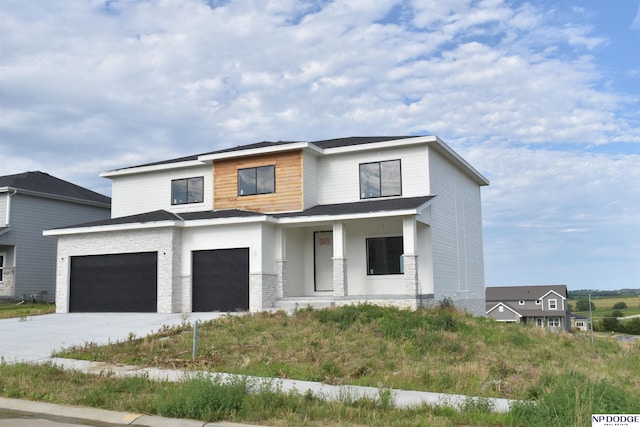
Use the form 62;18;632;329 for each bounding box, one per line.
359;159;401;199
366;236;403;275
238;165;275;196
519;300;525;305
535;300;541;305
548;299;557;310
172;177;204;205
0;253;5;282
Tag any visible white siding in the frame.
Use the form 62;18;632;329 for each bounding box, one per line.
317;145;429;204
428;148;485;312
110;164;212;218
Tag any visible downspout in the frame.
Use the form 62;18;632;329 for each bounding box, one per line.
5;188;17;226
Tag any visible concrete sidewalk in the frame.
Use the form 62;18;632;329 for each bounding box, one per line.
44;358;517;413
0;397;261;427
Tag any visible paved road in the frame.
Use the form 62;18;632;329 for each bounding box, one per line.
0;409;102;427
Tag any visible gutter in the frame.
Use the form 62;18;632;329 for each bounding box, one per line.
3;188;17;226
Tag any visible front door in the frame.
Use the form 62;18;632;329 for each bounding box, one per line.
314;231;333;292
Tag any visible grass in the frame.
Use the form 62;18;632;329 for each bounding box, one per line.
569;295;640;317
0;301;55;319
4;304;640;426
56;304;640;401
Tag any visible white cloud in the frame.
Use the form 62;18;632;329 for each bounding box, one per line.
0;0;638;289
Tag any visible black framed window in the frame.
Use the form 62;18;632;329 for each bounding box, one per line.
238;165;275;196
359;159;401;199
366;236;404;275
171;177;204;205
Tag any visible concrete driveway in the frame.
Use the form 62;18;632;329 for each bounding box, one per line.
0;312;230;363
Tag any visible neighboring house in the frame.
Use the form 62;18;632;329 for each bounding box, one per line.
45;136;489;315
0;172;111;301
571;313;590;332
485;285;570;331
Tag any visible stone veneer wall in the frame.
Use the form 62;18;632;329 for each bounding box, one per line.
332;257;348;296
55;228;179;313
250;273;277;311
0;267;15;297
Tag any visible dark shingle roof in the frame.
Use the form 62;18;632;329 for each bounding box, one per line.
52;210;181;229
486;285;568;302
179;209;266;220
274;196;434;218
0;171;110;205
311;136;414;149
110;136;425;172
54;197;433;230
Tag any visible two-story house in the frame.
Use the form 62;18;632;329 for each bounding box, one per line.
485;285;570;331
45;136;489;315
0;171;111;301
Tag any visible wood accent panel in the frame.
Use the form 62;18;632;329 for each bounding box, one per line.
213;151;304;212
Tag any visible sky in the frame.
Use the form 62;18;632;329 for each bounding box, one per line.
1;0;638;291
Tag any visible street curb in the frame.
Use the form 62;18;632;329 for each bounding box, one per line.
0;397;260;427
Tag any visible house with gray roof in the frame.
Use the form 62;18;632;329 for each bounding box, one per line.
0;172;111;301
486;285;570;331
45;136;489;314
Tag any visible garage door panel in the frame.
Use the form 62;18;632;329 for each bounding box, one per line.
70;252;157;312
192;248;249;312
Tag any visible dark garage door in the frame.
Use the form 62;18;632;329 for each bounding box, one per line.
69;252;157;312
192;248;249;312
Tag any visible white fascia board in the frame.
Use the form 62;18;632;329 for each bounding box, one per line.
277;208;422;225
430;137;490;186
43;220;182;236
540;289;566;300
486;303;523;317
198;142;316;161
0;187;9;193
100;160;207;178
321;136;437;156
182;215;275;228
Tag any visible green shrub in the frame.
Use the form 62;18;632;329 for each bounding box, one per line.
154;374;247;421
612;301;627;310
509;375;637;427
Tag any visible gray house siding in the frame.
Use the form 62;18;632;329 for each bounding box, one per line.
0;193;110;300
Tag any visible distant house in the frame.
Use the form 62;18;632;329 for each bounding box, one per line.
0;172;111;301
44;136;489;314
571;313;590;332
485;285;570;331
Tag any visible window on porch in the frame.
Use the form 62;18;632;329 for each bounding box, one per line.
366;236;403;275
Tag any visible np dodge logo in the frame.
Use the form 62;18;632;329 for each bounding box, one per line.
592;414;640;427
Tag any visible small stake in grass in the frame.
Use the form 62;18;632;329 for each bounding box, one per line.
192;320;199;359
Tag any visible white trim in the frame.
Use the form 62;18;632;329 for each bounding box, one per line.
0;251;5;283
540;289;566;300
199;142;321;161
486;303;523;317
43;220;182;236
100;160;207;178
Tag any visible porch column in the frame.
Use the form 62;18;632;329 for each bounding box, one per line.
332;221;348;296
275;227;287;299
403;216;419;295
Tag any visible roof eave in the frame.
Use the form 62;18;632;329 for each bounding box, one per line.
43;220;182;236
1;187;110;208
100;159;208;178
198;142;314;161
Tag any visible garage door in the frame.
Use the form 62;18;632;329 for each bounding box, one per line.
69;252;157;312
192;248;249;312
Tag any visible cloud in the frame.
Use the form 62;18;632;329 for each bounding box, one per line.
0;0;638;289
